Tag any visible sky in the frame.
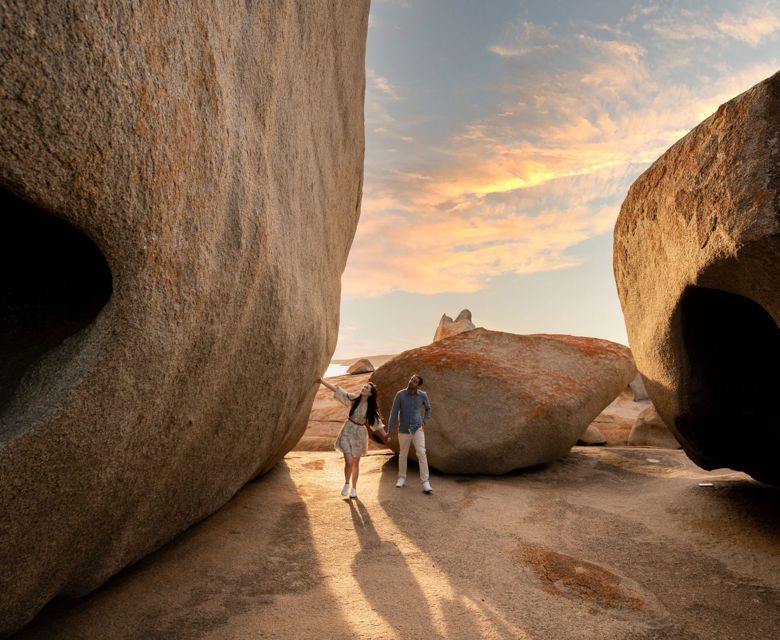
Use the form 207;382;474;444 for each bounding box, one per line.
333;0;780;359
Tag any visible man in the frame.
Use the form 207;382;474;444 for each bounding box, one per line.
386;374;433;493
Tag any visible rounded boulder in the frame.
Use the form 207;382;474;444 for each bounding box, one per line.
370;329;636;474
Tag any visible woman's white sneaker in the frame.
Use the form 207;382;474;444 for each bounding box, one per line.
349;487;357;499
422;481;433;494
340;483;350;497
395;477;406;488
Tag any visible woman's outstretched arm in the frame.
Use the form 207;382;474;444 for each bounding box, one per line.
317;377;337;392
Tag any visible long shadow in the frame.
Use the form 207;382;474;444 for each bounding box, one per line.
347;497;443;638
377;452;780;640
12;462;351;640
373;458;515;640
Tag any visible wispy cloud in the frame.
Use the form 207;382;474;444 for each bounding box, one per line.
346;164;637;296
717;6;780;46
350;2;779;298
371;72;400;101
640;1;780;46
488;20;559;57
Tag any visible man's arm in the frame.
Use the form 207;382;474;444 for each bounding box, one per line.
387;392;402;433
422;392;432;424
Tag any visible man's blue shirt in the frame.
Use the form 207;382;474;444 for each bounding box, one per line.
387;389;432;434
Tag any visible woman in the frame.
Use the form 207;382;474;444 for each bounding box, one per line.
316;377;389;498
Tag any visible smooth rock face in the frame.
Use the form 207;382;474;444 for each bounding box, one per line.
628;373;649;401
629;406;681;449
614;71;780;485
370;328;636;473
587;390;651;446
347;358;375;374
0;1;368;634
578;424;607;446
433;309;476;342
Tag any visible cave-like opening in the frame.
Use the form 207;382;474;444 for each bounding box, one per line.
678;285;780;481
0;188;112;414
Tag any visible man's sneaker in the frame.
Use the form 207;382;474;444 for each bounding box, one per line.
395;477;406;488
349;487;357;499
340;483;350;497
422;481;433;494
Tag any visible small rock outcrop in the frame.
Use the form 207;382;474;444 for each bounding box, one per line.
347;358;375;374
370;328;636;473
433;309;476;342
0;2;369;634
578;425;608;446
628;373;649;401
628;406;681;449
614;71;780;485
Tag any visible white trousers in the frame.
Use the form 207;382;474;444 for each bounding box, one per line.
398;429;430;483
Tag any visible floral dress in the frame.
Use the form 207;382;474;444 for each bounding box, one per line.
333;387;384;457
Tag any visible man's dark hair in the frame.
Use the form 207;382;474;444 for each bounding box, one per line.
414;374;424;386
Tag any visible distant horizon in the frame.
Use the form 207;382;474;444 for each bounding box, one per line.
331;321;629;362
334;0;779;359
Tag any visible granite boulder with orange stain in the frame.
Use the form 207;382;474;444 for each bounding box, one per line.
615;71;780;485
369;328;636;474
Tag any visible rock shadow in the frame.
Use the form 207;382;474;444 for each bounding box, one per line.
375;452;780;640
11;462;349;640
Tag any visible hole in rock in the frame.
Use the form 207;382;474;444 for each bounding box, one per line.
0;188;112;414
678;285;780;471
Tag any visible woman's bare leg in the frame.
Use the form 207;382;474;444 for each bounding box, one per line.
351;457;361;487
343;453;354;483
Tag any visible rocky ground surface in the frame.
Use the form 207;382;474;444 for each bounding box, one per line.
13;448;779;640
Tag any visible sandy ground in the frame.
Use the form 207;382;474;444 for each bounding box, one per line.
12;448;779;640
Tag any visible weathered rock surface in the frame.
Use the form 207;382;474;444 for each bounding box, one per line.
347;358;375;374
628;373;649;401
614;71;780;485
629;406;681;449
433;309;476;342
0;1;368;635
587;389;652;446
370;328;636;473
578;424;607;446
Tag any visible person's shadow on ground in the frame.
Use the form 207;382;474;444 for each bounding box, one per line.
347;497;444;638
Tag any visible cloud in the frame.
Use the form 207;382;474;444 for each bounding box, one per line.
717;6;780;46
638;1;780;46
349;7;779;298
344;165;636;297
487;21;559;58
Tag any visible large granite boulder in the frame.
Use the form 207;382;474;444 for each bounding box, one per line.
0;1;368;634
370;328;636;473
433;309;476;342
614;71;780;485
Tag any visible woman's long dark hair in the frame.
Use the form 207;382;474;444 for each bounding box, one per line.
349;382;382;426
